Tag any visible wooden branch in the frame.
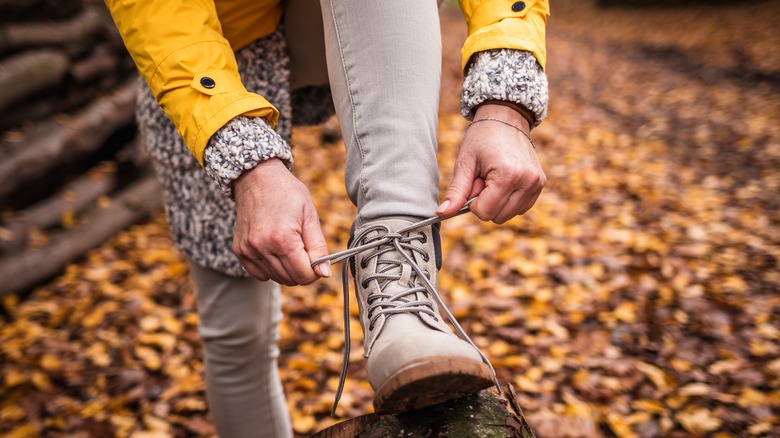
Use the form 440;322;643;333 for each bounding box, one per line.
69;46;119;83
0;175;162;297
312;385;536;438
0;50;69;112
0;8;104;53
0;80;138;202
0;140;150;254
0;166;120;254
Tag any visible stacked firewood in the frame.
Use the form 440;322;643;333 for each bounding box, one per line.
0;0;161;297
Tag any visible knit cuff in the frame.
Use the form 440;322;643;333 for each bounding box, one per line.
461;49;549;127
204;116;293;199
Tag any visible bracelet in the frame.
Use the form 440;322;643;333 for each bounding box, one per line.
470;117;536;149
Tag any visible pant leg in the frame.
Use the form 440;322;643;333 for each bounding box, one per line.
319;0;442;227
190;264;292;438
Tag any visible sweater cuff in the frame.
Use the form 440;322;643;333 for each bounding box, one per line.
204;115;293;199
461;49;549;127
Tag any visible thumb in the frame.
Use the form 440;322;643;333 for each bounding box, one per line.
302;214;331;278
438;154;477;217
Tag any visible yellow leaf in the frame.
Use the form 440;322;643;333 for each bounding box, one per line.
631;399;666;415
142;415;170;432
292;414;317;434
636;362;669;391
0;404;26;421
4;424;38;438
613;302;637;323
31;371;52;391
670;358;692;372
748;421;773;435
173;397;206;412
139;316;161;332
738;388;767;408
86;342;112;367
679;382;711;397
135;346;161;371
161;315;183;334
606;412;639;438
677;408;722;434
111;415;137;437
61;209;75;228
5;368;28;387
40;354;62;371
138;333;177;352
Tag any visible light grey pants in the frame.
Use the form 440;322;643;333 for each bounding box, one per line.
193;1;442;437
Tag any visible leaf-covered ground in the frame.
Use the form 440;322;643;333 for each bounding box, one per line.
2;1;779;436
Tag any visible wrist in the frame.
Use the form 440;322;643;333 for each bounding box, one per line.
474;102;532;133
232;157;286;198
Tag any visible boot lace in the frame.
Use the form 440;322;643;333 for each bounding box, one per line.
311;199;500;416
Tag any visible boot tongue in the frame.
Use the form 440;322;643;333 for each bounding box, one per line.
362;219;420;296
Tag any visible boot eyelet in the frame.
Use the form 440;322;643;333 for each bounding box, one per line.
422;254;429;262
361;281;369;288
418;233;427;243
360;258;368;268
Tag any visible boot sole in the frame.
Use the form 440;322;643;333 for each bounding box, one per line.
373;356;495;413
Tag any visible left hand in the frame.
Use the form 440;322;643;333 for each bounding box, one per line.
437;103;546;224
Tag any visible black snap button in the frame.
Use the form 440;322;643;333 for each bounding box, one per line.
200;77;216;89
511;1;525;12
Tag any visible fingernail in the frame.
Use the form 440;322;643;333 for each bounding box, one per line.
319;262;332;278
436;200;450;215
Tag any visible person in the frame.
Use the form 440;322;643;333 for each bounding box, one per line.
105;0;549;436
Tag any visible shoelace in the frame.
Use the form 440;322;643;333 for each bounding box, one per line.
311;199;501;416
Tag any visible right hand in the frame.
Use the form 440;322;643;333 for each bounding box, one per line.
232;158;331;286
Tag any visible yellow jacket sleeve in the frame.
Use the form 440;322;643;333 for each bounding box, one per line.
458;0;550;71
104;0;282;165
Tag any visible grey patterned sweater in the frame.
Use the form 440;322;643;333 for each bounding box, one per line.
204;49;548;199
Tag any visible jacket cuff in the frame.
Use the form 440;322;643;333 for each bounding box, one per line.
461;49;548;127
204;116;293;199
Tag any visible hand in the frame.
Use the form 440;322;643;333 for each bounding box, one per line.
437;103;546;224
232;158;331;285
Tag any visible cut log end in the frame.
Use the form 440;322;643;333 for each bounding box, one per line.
312;385;536;438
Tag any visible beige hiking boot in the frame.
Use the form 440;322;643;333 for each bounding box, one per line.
347;218;496;412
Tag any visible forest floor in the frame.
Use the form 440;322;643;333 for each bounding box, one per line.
2;0;779;437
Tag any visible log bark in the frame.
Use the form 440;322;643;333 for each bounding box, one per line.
0;175;162;297
0;165;120;254
0;8;104;53
312;386;536;438
0;140;150;254
0;49;69;112
69;45;119;84
0;80;137;202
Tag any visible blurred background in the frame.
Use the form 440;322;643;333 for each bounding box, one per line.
0;0;778;436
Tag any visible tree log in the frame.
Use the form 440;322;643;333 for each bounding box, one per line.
0;140;150;254
0;80;137;202
69;45;119;84
0;8;105;53
0;169;117;254
0;49;69;112
312;386;536;438
0;175;162;297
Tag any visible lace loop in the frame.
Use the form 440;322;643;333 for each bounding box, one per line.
310;199;500;416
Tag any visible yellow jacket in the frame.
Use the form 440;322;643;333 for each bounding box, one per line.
104;0;549;165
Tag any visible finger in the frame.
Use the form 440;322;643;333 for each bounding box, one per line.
493;190;526;224
470;178;513;221
302;213;331;278
265;255;299;286
469;177;485;198
516;186;544;216
438;153;477;217
240;259;270;282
